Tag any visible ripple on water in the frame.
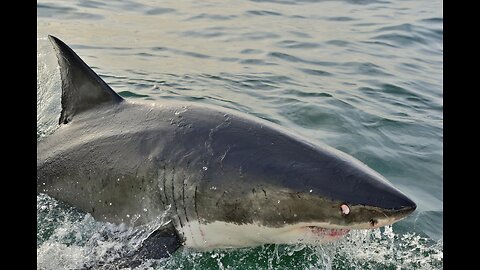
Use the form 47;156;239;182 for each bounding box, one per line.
283;89;333;98
297;68;333;77
371;33;428;47
180;28;228;39
275;40;322;49
279;103;350;133
37;3;104;20
118;91;150;98
268;51;339;67
186;13;238;21
144;7;176;15
341;61;394;77
246;10;283;17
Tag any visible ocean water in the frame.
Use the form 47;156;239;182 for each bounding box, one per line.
37;0;443;269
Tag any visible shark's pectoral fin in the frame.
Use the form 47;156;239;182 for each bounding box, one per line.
79;223;182;269
134;223;183;260
114;223;182;269
48;35;124;125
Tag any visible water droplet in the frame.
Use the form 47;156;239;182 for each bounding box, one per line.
309;189;313;193
143;208;148;212
202;166;208;171
109;202;112;206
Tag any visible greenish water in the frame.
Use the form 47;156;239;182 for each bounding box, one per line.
37;0;442;269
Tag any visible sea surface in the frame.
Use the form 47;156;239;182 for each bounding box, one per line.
37;0;443;269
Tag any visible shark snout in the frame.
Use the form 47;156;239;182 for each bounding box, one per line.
392;200;417;220
362;193;416;229
372;182;417;224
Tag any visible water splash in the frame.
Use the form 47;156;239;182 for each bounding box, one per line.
156;227;442;270
37;194;172;269
332;227;443;269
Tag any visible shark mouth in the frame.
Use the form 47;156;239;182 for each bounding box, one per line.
305;226;350;238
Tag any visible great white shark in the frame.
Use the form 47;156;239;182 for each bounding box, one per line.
37;35;416;266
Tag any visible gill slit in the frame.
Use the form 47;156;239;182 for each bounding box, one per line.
182;172;190;223
171;167;184;228
194;186;200;221
158;165;166;206
194;185;206;242
161;165;180;232
162;165;168;205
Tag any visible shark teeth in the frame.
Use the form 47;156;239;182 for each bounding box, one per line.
306;226;350;237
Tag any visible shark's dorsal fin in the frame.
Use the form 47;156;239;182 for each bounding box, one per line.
48;35;124;124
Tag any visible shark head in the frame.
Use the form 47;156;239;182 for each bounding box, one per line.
170;108;417;248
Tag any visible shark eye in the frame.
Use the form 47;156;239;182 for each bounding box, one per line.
340;204;350;215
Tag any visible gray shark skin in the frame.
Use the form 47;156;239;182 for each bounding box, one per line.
37;35;416;265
